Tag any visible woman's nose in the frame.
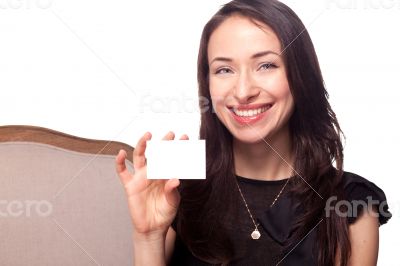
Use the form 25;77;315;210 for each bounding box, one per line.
233;72;260;104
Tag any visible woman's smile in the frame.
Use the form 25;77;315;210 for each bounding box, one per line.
228;103;273;125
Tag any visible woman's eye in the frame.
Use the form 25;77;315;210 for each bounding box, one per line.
215;68;232;74
259;63;277;71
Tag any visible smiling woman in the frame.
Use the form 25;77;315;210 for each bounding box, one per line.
115;1;392;266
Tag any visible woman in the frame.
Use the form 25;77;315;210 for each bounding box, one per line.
116;0;391;265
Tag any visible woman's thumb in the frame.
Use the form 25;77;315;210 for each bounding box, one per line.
164;178;181;209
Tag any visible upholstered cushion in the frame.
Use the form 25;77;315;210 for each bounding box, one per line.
0;142;134;265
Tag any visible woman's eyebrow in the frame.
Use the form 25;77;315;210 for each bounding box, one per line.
210;50;280;65
251;50;280;59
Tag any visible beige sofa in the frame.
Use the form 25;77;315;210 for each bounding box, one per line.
0;125;134;265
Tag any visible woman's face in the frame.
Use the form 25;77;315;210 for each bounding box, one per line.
208;15;294;144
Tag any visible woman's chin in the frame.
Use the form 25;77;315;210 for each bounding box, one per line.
231;131;268;144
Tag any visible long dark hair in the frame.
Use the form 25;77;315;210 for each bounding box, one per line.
176;0;350;265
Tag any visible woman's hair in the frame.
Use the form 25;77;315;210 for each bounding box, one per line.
176;0;350;265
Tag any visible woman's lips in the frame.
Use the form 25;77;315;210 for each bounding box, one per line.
229;104;273;125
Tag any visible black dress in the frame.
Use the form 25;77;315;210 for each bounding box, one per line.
169;171;391;266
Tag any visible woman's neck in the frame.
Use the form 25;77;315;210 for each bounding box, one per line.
233;127;294;181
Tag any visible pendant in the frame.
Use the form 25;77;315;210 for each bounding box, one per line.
251;229;261;239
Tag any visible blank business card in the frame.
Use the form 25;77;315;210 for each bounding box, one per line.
146;140;206;179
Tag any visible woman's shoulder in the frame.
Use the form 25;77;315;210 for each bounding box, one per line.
339;171;392;225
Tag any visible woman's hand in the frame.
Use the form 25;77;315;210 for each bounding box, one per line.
115;131;188;240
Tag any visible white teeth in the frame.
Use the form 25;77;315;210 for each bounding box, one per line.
232;105;271;117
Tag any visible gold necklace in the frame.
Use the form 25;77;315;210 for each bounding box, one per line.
235;177;291;240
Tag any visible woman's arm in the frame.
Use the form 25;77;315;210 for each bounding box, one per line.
346;207;379;266
133;231;167;266
115;132;187;266
132;224;176;265
165;227;177;264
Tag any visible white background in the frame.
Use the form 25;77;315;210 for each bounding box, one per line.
1;0;399;264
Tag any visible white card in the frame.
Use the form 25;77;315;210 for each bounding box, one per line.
146;140;206;179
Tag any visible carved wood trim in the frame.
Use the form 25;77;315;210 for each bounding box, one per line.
0;125;134;162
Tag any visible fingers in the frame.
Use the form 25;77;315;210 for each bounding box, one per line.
162;131;175;140
116;149;132;185
132;131;187;173
133;132;152;170
179;134;189;140
164;178;181;209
